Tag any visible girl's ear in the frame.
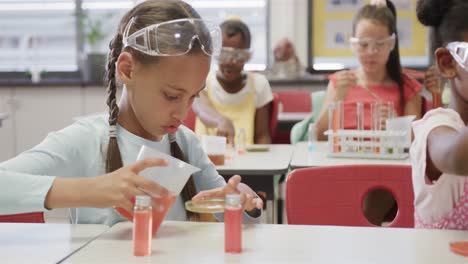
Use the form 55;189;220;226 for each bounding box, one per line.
435;47;457;79
116;52;134;85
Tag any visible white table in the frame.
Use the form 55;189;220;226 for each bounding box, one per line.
0;223;108;263
0;112;8;127
290;142;411;169
277;112;310;122
66;221;468;263
216;144;294;224
216;144;293;176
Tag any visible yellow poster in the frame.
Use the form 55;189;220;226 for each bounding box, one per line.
311;0;427;63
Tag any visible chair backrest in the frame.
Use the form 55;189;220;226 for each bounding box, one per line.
269;92;280;139
286;165;414;228
0;212;45;223
183;104;196;131
276;89;312;113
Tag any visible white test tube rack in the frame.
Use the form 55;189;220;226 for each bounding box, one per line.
324;129;409;160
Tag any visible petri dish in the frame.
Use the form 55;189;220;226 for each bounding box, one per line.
185;198;225;214
245;146;270;152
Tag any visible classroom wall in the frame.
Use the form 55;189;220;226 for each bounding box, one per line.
269;0;309;68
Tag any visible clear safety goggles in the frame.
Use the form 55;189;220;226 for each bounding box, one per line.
446;42;468;71
122;17;222;57
216;47;252;64
350;33;396;53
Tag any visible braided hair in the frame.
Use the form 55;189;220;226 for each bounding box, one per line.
105;0;210;221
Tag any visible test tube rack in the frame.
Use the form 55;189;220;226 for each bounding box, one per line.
324;129;409;160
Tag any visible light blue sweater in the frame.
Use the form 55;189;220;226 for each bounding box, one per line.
0;114;261;225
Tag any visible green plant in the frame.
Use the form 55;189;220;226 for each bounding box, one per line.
76;10;112;51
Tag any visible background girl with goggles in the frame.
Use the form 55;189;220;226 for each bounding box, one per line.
314;0;423;227
193;18;274;146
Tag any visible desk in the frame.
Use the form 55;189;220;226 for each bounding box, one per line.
0;112;8;127
217;144;293;176
216;144;293;224
0;223;108;263
290;142;411;169
66;221;467;263
277;112;310;123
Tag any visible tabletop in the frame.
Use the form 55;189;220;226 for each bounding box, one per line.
66;221;468;264
0;223;108;263
216;144;294;176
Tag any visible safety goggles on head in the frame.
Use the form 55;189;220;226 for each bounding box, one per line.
446;42;468;71
216;47;252;64
122;17;222;57
349;33;396;53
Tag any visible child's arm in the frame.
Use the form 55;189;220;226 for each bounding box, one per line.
0;121;170;216
427;125;468;179
192;90;235;142
185;130;263;222
44;159;170;215
403;93;422;119
254;103;271;144
192;175;263;214
424;66;443;108
316;71;357;141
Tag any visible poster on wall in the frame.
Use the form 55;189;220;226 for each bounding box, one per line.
397;18;413;48
310;0;428;70
325;19;353;50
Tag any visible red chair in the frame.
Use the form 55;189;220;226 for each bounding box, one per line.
275;90;312;113
0;212;45;223
269;92;280;139
273;90;313;143
286;165;414;228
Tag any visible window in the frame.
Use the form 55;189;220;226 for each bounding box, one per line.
0;0;77;72
85;0;270;71
0;0;269;74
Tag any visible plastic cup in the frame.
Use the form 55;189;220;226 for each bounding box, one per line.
386;115;416;153
115;145;200;236
202;135;227;165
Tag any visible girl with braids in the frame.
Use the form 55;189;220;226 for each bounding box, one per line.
315;1;422;226
0;0;262;225
410;0;468;230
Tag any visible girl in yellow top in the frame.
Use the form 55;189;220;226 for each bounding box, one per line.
193;19;273;145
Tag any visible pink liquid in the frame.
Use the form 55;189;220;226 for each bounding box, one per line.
432;92;441;108
133;210;152;256
224;207;242;253
116;195;177;237
332;109;341;153
208;154;225;165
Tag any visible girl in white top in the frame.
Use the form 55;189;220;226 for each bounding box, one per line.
0;0;263;224
410;0;468;230
193;18;273;144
